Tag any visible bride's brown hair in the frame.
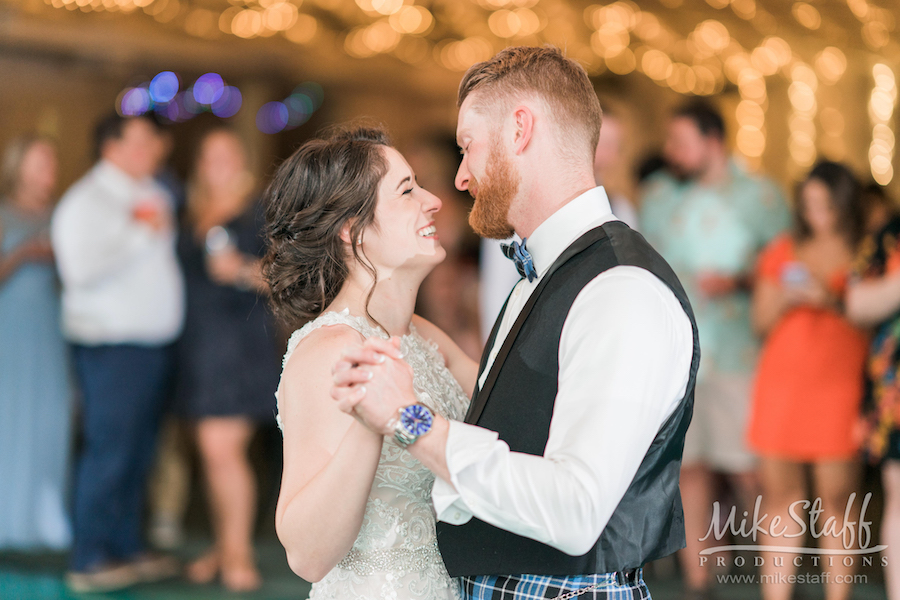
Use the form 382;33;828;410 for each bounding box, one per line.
262;125;390;329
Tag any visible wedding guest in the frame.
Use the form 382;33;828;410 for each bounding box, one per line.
52;113;183;593
862;182;897;235
748;161;868;600
847;192;900;600
640;100;790;598
147;127;189;552
593;109;638;229
0;135;72;551
176;129;279;592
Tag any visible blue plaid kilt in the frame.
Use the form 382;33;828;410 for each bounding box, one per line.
459;569;649;600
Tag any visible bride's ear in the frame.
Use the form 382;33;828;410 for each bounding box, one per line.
339;220;360;247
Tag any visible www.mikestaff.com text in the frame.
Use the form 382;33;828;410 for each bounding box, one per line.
717;573;868;585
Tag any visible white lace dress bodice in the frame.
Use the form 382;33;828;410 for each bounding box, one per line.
276;309;469;600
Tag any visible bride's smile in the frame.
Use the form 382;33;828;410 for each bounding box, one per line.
359;146;446;279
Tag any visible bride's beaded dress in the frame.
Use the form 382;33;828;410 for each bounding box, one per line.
276;309;469;600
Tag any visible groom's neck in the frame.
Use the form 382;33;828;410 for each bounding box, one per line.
511;166;597;240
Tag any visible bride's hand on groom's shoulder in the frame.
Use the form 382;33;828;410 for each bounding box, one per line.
330;338;416;436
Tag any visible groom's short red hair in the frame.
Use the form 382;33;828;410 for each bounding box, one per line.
458;46;602;163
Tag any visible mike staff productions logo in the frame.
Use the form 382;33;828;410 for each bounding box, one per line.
698;492;888;569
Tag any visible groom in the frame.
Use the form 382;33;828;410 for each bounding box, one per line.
333;46;699;599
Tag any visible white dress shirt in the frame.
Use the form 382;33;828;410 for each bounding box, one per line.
477;237;522;343
51;160;185;346
432;186;694;557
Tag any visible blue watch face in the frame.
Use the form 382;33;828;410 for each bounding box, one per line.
400;405;433;436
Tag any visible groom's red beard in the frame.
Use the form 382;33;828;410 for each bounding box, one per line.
467;141;518;240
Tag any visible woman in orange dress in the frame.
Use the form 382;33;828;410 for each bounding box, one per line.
747;161;868;600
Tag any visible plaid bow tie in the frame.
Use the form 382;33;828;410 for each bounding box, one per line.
500;238;537;282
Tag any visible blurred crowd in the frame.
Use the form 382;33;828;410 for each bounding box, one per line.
3;100;900;600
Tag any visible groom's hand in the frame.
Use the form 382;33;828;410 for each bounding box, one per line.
331;338;416;436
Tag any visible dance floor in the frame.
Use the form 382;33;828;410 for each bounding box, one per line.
0;541;890;600
0;538;311;600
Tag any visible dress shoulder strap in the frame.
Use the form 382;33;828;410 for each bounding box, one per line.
281;308;385;369
275;309;385;433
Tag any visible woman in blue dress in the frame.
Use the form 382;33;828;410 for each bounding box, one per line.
0;135;73;550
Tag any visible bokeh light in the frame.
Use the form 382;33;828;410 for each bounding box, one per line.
211;86;242;118
294;81;324;110
869;64;897;185
257;101;289;134
193;73;225;104
436;37;493;72
284;93;313;127
119;87;151;116
788;62;819;170
284;13;318;43
792;2;821;30
158;94;189;122
814;47;847;85
183;88;203;114
388;5;433;35
149;71;179;103
263;1;298;32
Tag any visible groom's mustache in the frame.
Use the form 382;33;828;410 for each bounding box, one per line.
467;178;479;199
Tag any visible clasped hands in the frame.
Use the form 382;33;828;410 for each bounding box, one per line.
331;337;417;437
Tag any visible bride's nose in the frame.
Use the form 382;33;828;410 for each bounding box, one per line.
421;189;442;214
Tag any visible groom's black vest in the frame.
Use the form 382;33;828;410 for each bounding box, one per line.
436;220;700;577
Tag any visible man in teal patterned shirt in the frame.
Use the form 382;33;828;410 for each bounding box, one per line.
640;101;789;600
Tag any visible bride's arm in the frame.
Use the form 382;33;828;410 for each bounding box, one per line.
412;315;478;397
275;325;384;582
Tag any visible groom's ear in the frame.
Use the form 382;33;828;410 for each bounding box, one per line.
511;105;534;155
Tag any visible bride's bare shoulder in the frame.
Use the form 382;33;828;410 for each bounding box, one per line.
283;323;366;383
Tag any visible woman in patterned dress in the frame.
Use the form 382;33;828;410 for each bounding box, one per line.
847;202;900;600
262;126;477;599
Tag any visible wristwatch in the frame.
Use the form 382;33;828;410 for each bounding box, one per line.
393;404;434;448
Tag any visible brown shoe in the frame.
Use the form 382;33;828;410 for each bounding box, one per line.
65;562;140;593
130;552;181;583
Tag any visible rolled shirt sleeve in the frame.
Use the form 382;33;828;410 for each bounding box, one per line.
432;266;693;556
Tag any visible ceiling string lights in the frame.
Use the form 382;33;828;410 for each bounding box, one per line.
33;0;899;174
869;63;897;185
787;63;818;177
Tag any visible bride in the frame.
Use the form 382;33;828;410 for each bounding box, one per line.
262;125;478;599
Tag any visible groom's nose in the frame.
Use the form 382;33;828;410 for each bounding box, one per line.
455;156;470;192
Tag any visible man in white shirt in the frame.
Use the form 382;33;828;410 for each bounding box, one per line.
52;114;184;593
334;46;698;599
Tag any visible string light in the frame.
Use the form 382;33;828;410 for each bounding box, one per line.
792;2;821;30
788;63;819;174
869;64;897;185
38;0;900;180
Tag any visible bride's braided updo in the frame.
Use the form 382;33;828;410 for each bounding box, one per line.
262;125;390;329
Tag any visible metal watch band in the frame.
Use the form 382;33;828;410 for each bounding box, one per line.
393;424;418;448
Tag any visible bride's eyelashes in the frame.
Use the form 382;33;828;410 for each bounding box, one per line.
401;176;418;196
